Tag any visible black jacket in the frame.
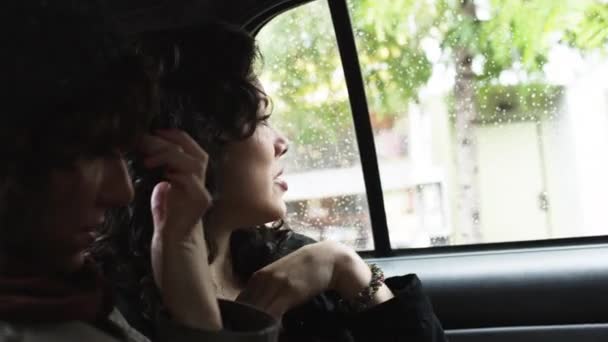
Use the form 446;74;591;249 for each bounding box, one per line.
231;230;447;342
117;229;447;342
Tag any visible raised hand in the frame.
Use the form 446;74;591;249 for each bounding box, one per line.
138;129;220;330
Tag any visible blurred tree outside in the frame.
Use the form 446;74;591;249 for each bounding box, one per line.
257;0;608;244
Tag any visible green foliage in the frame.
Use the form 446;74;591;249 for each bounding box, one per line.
475;83;564;125
444;0;593;78
257;0;603;148
258;1;348;145
351;0;439;117
566;2;608;51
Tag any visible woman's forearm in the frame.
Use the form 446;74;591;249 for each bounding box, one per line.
160;223;222;330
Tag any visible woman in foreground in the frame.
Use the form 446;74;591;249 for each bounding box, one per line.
95;23;446;342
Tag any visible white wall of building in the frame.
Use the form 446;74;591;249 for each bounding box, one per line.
475;122;549;242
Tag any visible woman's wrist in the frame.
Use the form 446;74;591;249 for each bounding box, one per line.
332;248;395;309
162;220;207;248
161;255;221;330
331;246;372;299
160;222;222;330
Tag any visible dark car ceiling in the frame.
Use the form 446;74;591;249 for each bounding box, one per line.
106;0;312;34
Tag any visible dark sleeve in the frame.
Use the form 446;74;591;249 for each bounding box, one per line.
231;229;317;281
156;299;279;342
345;274;447;342
273;233;446;341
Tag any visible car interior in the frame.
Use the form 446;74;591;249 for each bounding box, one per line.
103;0;608;341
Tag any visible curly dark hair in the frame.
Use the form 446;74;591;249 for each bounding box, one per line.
90;22;289;337
0;0;158;255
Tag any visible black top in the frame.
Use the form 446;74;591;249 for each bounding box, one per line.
117;229;447;342
279;273;446;342
231;230;447;342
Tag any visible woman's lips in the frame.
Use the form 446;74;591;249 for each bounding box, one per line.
274;168;288;191
274;179;288;191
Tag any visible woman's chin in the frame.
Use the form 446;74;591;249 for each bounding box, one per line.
223;200;286;228
251;205;287;227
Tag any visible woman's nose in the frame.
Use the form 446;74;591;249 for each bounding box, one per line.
275;132;289;158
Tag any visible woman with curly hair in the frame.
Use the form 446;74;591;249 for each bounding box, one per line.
94;23;446;342
0;2;278;341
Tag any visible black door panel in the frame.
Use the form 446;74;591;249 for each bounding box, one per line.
370;244;608;330
447;324;608;342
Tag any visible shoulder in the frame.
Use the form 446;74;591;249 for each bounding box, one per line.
0;321;24;341
230;228;318;280
278;231;317;254
108;307;150;342
0;318;131;342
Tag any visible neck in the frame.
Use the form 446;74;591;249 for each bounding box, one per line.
207;225;232;272
204;212;240;286
205;213;250;300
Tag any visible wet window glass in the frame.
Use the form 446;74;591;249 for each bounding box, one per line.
257;1;374;250
259;0;608;249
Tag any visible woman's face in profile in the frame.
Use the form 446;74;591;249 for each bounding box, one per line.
211;89;290;228
37;154;134;272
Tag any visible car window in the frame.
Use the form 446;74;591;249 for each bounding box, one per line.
258;0;608;250
257;0;374;251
